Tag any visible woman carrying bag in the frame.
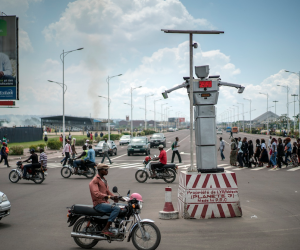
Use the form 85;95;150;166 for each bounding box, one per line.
230;138;237;166
259;139;269;167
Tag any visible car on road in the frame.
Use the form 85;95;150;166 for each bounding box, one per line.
119;135;131;145
94;140;117;157
127;136;150;156
0;191;11;221
216;129;222;134
168;127;174;132
149;133;166;148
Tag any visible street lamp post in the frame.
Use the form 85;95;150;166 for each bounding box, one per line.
259;92;269;134
233;105;239;131
105;74;122;141
154;99;162;131
55;47;83;148
244;98;252;134
273;100;279;130
130;86;142;136
237;102;244;131
277;84;290;132
145;94;154;130
161;103;167;131
291;94;298;132
285;70;300;134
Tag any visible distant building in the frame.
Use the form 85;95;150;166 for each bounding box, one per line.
118;120;157;129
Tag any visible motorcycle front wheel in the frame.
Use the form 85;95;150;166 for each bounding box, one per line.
61;167;72;178
33;171;45;184
135;170;148;183
9;170;20;183
132;222;161;250
163;169;176;183
73;217;99;249
85;167;96;179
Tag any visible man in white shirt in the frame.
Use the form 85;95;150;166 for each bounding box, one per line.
0;52;13;80
171;137;182;163
218;137;225;160
237;137;243;168
62;140;72;166
101;138;113;164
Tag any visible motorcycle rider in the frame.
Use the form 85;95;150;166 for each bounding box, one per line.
73;145;88;174
83;145;96;167
150;144;167;178
22;149;39;178
89;163;119;237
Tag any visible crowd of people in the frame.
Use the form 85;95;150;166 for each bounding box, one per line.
220;136;300;170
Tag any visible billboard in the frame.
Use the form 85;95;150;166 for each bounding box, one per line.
0;16;18;100
168;117;176;122
178;117;185;122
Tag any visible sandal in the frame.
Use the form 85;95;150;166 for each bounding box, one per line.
102;231;114;237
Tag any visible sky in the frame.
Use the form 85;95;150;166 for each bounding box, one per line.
1;0;300;123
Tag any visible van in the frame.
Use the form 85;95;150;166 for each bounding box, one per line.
232;127;238;133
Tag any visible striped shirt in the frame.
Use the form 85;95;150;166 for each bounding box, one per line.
102;142;109;152
40;152;47;167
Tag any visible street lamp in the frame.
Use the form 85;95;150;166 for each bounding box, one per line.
244;98;252;133
285;70;300;135
277;84;290;132
259;92;269;134
161;103;168;132
237;102;244;131
105;74;122;141
291;94;298;132
145;94;154;130
98;95;110;139
130;86;142;135
233;105;239;131
154;99;162;132
52;47;83;148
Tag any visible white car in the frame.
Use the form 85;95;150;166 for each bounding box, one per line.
119;135;132;145
216;130;222;134
0;191;11;221
168;128;174;132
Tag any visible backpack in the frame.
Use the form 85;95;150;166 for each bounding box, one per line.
171;142;175;150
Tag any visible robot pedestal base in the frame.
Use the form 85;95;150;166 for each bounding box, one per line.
178;171;242;219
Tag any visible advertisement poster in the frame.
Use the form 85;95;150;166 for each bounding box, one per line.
0;16;18;100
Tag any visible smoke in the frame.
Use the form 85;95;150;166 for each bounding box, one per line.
0;115;41;127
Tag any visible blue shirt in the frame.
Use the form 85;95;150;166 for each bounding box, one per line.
84;149;95;162
286;142;292;152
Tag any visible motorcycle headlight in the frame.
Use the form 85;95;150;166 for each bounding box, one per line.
2;194;8;202
138;201;143;210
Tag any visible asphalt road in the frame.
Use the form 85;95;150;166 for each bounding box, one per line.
1;129;300;250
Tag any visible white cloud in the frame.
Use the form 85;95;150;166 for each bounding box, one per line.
19;29;33;52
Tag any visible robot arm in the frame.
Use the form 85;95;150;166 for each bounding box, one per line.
162;82;188;99
219;81;245;93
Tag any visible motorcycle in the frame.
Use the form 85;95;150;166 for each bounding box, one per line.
135;156;178;183
67;187;161;250
9;160;47;184
61;158;96;179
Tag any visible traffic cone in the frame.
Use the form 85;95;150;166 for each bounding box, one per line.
159;187;179;219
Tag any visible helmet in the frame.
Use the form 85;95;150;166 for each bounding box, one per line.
30;148;35;153
129;193;143;202
144;156;151;163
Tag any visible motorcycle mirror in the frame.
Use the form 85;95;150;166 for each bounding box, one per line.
112;186;118;193
127;190;130;197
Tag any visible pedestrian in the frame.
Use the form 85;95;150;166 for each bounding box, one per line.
71;138;77;159
87;131;90;138
100;132;103;138
230;138;237;166
259;139;269;167
90;132;93;141
254;139;261;166
291;142;298;167
284;137;292;167
297;139;300;165
2;135;8;144
0;142;10;167
248;140;254;168
229;130;233;139
39;148;47;170
171;137;182;163
95;131;98;138
68;132;72;141
44;134;48;146
85;139;89;147
218;137;225;161
277;138;285;169
62;140;72;166
237;137;243;168
241;137;249;167
270;138;277;169
59;134;63;143
268;136;272;149
101;138;113;164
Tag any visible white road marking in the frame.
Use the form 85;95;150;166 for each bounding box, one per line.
110;153;127;160
287;167;300;171
218;164;229;166
223;166;232;169
251;167;266;171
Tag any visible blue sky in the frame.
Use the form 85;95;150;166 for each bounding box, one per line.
2;0;300;123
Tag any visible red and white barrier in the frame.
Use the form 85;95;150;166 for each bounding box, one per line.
178;171;242;219
159;187;179;219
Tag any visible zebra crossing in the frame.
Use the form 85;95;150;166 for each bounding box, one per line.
45;162;300;172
